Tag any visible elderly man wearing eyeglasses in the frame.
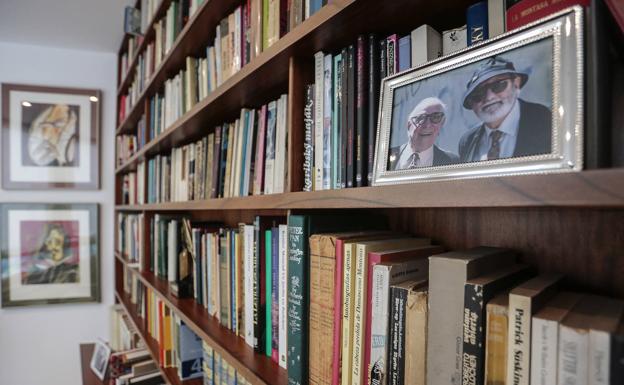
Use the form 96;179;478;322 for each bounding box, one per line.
388;96;459;171
458;56;552;162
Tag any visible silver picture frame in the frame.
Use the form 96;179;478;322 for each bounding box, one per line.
372;7;583;186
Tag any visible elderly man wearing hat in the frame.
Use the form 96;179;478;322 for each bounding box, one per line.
458;56;551;162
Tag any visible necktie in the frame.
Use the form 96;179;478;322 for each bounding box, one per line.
408;152;420;169
488;130;503;160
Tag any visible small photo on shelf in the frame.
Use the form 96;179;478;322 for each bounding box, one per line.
90;339;111;381
0;203;100;307
372;6;584;186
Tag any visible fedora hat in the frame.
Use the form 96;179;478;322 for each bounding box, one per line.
462;56;528;109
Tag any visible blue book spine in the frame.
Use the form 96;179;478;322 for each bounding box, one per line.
398;35;411;72
467;1;489;46
310;0;322;16
179;322;204;380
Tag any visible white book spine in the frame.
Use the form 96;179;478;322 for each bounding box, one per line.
370;265;391;381
507;295;532;385
531;317;559;385
273;95;287;194
313;51;324;191
244;225;255;347
215;25;222;87
234;7;242;72
410;24;442;67
322;54;332;190
558;325;588;385
442;26;467;56
488;0;506;38
206;234;213;316
278;224;288;369
589;330;611;385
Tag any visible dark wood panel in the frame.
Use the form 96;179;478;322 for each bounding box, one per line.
124;269;287;385
114;168;624;210
80;344;106;385
116;291;201;385
383;207;624;297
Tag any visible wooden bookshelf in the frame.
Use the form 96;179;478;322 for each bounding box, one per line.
115;290;201;385
115;254;288;385
113;0;624;384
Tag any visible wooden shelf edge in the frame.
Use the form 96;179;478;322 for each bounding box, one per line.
114;168;624;210
116;260;287;385
115;0;351;136
115;291;200;385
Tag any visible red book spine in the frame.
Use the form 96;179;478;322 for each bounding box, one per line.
506;0;589;30
331;239;347;385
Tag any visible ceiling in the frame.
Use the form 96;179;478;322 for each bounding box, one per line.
0;0;136;52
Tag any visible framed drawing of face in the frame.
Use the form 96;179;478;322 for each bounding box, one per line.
0;203;100;307
1;84;100;189
372;7;584;186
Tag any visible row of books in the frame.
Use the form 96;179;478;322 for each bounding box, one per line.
120;213;624;385
118;213;145;266
117;135;139;167
122;274;254;384
120;35;144;82
121;96;288;204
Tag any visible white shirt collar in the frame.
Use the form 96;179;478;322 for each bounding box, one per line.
397;143;435;168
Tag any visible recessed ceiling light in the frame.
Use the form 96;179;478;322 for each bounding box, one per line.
22;101;32;107
89;96;99;102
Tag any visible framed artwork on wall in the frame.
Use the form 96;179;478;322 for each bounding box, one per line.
1;83;100;189
0;203;100;307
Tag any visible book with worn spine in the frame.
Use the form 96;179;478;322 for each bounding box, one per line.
303;84;314;192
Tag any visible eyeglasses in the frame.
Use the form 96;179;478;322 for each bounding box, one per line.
409;111;445;127
467;77;513;106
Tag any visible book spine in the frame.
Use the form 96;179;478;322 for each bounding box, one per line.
397;35;411;72
322;54;332;190
488;0;506;38
339;47;348;189
253;216;266;352
278;224;288;368
346;45;355;188
331;239;346;385
405;290;428;385
271;227;280;362
467;1;489;46
303;84;314;192
589;330;611;385
264;101;277;194
506;296;531;385
314;51;325;191
355;35;367;188
265;229;273;357
367;34;379;185
253;106;267;195
332;54;342;190
530;318;558;385
386;34;397;76
244;226;255;347
462;283;486;385
388;286;407;385
218;124;229;198
309;235;322;384
558;325;589;385
369;265;391;385
287;215;309;385
611;331;624;385
505;0;589;31
340;243;355;385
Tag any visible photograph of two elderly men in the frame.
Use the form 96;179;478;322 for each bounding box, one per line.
387;38;553;172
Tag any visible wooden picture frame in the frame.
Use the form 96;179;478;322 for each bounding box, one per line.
1;83;101;189
372;7;584;186
0;203;100;307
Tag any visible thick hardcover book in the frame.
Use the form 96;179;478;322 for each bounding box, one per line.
367;246;443;385
367;34;379;185
339;47;349;189
323;54;333;190
505;0;589;30
506;274;563;385
287;214;376;385
442;26;467;55
388;280;428;385
410;25;442;67
427;247;516;385
314;51;325;190
461;264;533;385
332;54;343;190
397;35;411;72
484;293;509;385
530;292;582;385
355;36;368;187
346;45;356;188
467;1;489;46
303;85;314;192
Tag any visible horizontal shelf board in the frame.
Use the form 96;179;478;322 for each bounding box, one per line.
114;168;624;209
117;0;172;95
116;258;287;385
115;291;201;385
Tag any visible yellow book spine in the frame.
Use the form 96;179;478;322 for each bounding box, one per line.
485;304;509;385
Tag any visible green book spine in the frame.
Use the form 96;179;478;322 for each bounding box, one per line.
287;215;309;385
265;229;273;357
262;0;270;51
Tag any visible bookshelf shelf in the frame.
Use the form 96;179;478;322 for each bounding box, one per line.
117;0;172;94
115;168;624;210
115;290;202;385
115;254;287;385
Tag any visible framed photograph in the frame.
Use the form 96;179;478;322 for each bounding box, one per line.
0;203;100;307
372;7;583;186
1;83;100;189
90;340;111;381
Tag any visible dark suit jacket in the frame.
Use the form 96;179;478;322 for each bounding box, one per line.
388;143;459;170
458;99;552;162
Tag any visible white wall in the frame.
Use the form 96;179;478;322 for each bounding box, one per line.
0;41;116;385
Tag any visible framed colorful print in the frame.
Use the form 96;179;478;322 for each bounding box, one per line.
372;7;583;186
1;83;100;189
0;203;100;307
